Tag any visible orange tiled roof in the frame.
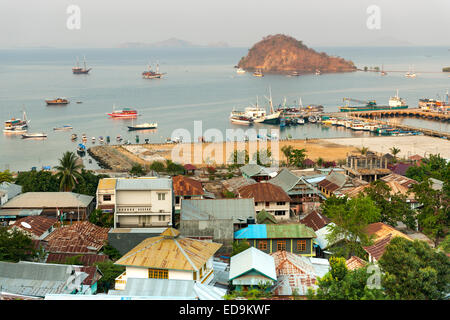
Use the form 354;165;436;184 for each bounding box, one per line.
365;222;412;243
172;175;204;196
346;256;367;270
363;234;395;261
238;182;292;203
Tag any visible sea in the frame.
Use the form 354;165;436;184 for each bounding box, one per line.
0;46;449;171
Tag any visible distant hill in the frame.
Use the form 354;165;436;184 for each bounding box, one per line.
237;34;357;74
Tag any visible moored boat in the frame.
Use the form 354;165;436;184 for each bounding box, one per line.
22;133;47;139
107;107;138;118
54;125;73;131
236;68;246;74
46;98;69;105
142;62;164;79
72;56;91;74
128;122;158;131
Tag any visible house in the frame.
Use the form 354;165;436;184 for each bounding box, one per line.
389;162;413;176
317;170;368;198
75;265;103;295
238;182;292;221
108;278;226;300
44;221;110;254
183;164;197;175
179;198;256;253
9;216;57;240
299;210;331;232
314;223;350;258
0;261;88;298
172;175;204;214
0;182;22;205
343;154;391;182
270;250;318;297
0;192;95;221
346;256;367;271
239;164;277;182
256;210;277;224
363;222;412;263
303;159;315;168
234;224;317;256
96;178;117;214
222;176;257;195
0;209;43;226
114;228;222;290
269;169;322;214
408;154;423;165
380;173;418;189
229;247;277;291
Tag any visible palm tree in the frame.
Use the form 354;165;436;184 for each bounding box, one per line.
54;151;84;192
390;147;401;161
357;146;369;155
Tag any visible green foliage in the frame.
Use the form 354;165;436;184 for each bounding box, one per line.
363;180;416;229
405;154;449;182
15;170;59;192
89;209;113;228
282;145;306;167
442;67;450;72
252;148;272;166
0;227;36;262
165;160;184;175
129;163;147;177
411;179;449;245
356;146;369;155
307;257;385;300
101;243;122;261
438;234;450;253
378;237;450;300
0;170;13;184
324;195;381;258
228;150;249;168
73;170;109;196
231;240;251;256
54;151;84;191
223;190;236;198
94;260;125;293
149;161;165;173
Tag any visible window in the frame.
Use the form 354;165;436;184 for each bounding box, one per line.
103;195;111;201
265;202;270;207
274;211;286;216
297;240;307;252
277;240;286;251
158;193;166;200
276;202;285;206
175;196;181;204
158;215;165;221
148;268;168;279
258;241;268;250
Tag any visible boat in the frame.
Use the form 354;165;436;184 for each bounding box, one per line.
339;92;408;112
77;143;86;156
45;98;69;105
116;135;122;142
350;123;365;131
4;111;30;131
389;89;408;108
76;101;83;104
308;115;318;123
142;62;164;79
236;68;246;74
99;136;104;143
290;71;300;77
71;133;78;140
405;65;416;78
72;56;91;74
229;113;254;125
128;122;158;131
380;64;387;76
22;133;47;139
91;137;96;143
315;69;321;75
107;107;138;118
53;125;73;131
3;126;27;134
253;69;264;77
297;118;305;125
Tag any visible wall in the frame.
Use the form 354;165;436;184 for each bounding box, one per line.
244;238;314;256
108;231;161;255
254;202;290;221
169;270;193;281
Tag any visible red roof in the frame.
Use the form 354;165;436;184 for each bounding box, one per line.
363;234;393;261
346;256;367;270
44;221;110;254
10;216;57;238
303;159;315;166
238;182;292;203
46;253;108;266
172;175;204;196
408;154;423;161
78;266;103;286
184;164;197;171
389;163;413;176
299;211;331;231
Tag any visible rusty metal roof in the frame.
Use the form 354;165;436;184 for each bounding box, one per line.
299;211;330;231
363;234;394;261
365;222;412;243
238;182;292;203
10;216;57;237
381;173;418;188
97;178;117;190
115;229;222;271
172;175;204;196
46;253;108;266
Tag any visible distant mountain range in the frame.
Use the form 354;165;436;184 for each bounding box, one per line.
118;38;229;48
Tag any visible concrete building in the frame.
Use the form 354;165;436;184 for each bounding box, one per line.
343;154;391;182
114;228;222;290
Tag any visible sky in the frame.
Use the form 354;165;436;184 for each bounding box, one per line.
0;0;449;48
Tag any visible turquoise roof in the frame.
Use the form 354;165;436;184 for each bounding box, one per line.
234;224;267;239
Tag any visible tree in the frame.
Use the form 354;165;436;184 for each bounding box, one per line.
54;151;84;192
231;240;251;256
411;179;449;245
281;145;293;164
101;243;122;261
378;237;450;300
73;170;109;196
390;147;401;161
149;161;165;173
363;180;416;229
282;146;307;167
165;160;184;175
89;209;113;228
324;195;381;258
307;256;385;300
0;170;13;184
129;163;146;177
406;154;449;182
15;170;59;192
229;150;249;168
316;157;324;167
0;227;36;262
94;260;125;293
356;146;369;155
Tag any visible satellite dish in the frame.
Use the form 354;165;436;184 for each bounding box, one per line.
21;221;32;229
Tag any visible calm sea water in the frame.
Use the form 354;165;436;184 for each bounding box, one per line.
0;46;449;171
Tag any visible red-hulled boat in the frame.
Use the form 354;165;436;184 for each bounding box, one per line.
107;107;138;118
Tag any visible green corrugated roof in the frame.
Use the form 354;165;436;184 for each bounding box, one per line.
240;164;263;177
266;224;316;239
269;168;301;192
256;210;277;224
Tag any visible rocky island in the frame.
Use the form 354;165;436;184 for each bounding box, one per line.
237;34;357;74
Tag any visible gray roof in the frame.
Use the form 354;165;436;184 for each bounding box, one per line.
181;199;255;223
240;164;264;177
222;176;257;193
269;168;301;192
0;209;43;217
116;178;172;191
108;278;225;300
1;192;93;209
0;261;87;297
429;178;443;191
0;182;22;199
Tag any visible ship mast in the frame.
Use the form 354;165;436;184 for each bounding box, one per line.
83;55;87;71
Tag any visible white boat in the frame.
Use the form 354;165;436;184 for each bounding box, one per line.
53;125;73;131
362;124;372;131
3;126;27;134
308;115;318;123
351;123;365;131
297;118;305;125
92;137;96;143
236;68;245;74
22;133;47;139
128;122;158;131
405;65;416;78
389;89;408;107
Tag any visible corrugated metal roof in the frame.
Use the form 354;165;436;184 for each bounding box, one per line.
240;164;264;177
10;216;57;237
2;192;94;208
181;199;255;223
222;176;257;193
172;175;204;196
238;182;292;203
97;178;117;190
0;182;22;199
365;222;411;242
269;169;301;192
346;256;367;270
229;247;277;282
116;178;171;191
234;224;267;239
266;224;316;239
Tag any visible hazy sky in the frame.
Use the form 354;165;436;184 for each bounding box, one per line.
0;0;449;48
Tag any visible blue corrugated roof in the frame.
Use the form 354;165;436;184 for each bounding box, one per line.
234;224;267;239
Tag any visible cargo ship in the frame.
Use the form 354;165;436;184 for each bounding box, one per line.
107;107;138;118
339;90;408;112
142;62;164;79
45;98;69;105
72;56;91;74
